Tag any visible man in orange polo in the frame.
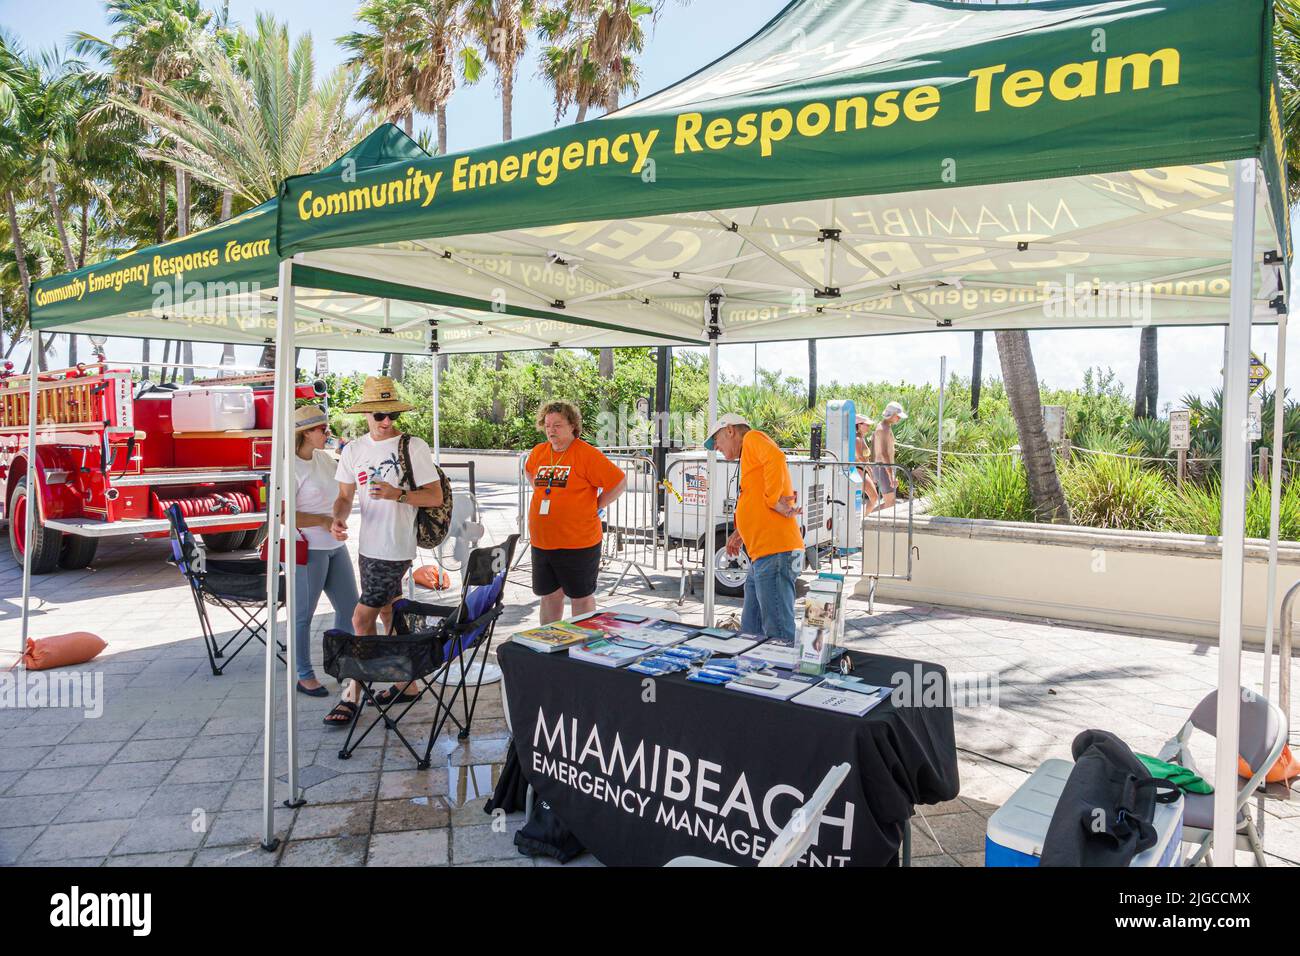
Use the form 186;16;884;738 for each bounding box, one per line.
705;413;803;639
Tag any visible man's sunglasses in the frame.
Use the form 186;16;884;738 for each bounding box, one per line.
370;412;401;422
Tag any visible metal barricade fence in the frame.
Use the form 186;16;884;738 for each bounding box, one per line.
514;450;663;594
662;454;741;602
859;461;915;611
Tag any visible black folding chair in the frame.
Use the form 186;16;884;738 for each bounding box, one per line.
323;535;518;769
165;503;285;676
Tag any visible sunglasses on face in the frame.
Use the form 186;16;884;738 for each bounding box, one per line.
371;412;400;422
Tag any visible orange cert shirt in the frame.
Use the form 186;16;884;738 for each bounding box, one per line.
735;429;805;561
526;439;625;551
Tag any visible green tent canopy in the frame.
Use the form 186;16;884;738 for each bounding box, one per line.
28;125;692;353
263;0;1290;344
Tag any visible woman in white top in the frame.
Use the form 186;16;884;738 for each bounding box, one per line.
290;405;359;697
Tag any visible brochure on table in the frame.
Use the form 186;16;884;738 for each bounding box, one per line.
510;605;892;718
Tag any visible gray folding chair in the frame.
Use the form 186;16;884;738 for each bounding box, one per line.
1156;688;1287;867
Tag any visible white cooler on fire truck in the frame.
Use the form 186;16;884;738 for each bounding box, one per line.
984;757;1184;867
171;386;256;432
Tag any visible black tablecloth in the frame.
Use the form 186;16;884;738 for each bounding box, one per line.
498;640;959;866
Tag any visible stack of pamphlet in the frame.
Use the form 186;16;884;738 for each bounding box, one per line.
512;622;597;653
569;636;657;667
793;675;891;716
681;627;761;656
738;636;799;670
798;575;845;676
724;670;823;701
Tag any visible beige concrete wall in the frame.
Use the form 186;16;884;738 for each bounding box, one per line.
864;519;1300;645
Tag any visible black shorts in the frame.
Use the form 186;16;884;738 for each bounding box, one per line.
531;544;602;599
358;555;411;609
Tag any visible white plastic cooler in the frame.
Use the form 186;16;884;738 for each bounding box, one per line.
984;758;1184;867
170;386;256;432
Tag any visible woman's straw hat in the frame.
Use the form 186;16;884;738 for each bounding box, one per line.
294;404;328;433
344;375;413;414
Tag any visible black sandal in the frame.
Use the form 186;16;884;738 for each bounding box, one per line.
372;685;420;707
323;700;359;727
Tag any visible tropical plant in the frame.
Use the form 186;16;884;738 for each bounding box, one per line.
1059;453;1173;531
462;0;538;141
928;454;1034;523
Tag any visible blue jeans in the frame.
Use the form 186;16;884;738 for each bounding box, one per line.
293;547;359;681
740;550;800;640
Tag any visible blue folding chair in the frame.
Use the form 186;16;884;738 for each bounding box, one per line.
323;535;518;768
165;503;284;676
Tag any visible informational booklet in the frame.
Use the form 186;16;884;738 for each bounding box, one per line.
571;612;630;635
619;625;691;648
793;680;891;717
798;578;843;675
681;628;761;656
739;637;799;670
568;636;657;667
724;671;823;701
512;622;596;653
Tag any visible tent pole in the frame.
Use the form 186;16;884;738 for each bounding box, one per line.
703;297;721;626
281;264;302;811
431;334;441;467
260;261;290;851
18;330;40;666
1262;311;1287;702
1213;159;1256;866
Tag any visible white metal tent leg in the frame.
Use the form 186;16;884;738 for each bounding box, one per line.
260;261;289;850
18;330;40;665
703;335;719;625
1262;311;1288;699
1213;159;1256;866
280;265;302;810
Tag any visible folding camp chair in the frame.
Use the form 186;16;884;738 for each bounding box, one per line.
1157;687;1287;867
324;535;518;769
165;503;285;677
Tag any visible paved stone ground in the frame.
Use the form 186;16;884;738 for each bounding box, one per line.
2;480;1297;867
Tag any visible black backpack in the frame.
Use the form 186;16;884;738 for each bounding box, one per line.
1040;729;1181;867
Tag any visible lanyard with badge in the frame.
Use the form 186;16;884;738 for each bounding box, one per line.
538;445;568;515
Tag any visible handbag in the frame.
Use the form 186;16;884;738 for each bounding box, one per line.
259;530;309;566
398;434;454;550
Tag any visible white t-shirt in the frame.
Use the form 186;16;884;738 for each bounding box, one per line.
335;433;439;561
294;449;345;551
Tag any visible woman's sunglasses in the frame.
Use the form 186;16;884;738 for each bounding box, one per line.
370;412;401;422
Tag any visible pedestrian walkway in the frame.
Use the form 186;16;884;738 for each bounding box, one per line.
1;481;1296;866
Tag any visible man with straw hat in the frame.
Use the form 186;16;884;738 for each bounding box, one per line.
325;376;443;724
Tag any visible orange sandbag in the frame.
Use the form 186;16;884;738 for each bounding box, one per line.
413;565;451;590
20;632;107;670
1238;744;1300;783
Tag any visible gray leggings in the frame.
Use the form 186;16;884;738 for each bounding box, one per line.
293;547;360;681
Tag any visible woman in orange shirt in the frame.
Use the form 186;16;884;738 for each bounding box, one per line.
525;401;627;624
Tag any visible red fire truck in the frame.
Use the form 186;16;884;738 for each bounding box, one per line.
0;362;322;574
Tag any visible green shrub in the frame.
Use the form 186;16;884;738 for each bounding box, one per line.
1167;478;1300;540
1059;453;1173;531
928;454;1034;523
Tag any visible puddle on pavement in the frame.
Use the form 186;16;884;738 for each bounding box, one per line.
444;761;502;808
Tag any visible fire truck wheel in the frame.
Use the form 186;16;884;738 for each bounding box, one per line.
242;527;268;551
58;534;98;570
8;477;62;574
200;531;245;553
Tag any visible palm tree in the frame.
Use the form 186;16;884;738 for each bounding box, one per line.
971;330;983;418
1275;0;1300;202
807;339;817;409
462;0;537;142
74;0;217;238
996;330;1070;522
1134;326;1157;418
110;14;369;371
